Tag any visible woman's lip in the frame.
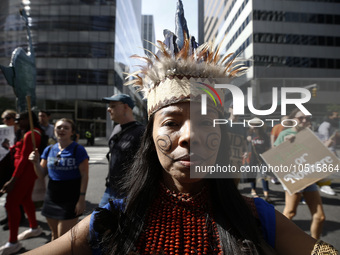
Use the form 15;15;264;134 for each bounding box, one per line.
178;160;203;167
174;153;206;167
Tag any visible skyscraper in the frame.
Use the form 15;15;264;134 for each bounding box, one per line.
0;0;146;137
201;0;340;118
141;15;155;56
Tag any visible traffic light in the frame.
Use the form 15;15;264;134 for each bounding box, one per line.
312;87;317;98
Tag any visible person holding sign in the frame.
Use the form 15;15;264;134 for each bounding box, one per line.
274;108;325;240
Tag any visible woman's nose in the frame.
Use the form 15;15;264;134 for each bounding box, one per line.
178;120;190;148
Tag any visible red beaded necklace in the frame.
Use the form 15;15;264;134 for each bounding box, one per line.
135;184;222;255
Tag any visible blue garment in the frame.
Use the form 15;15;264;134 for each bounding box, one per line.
89;201;124;255
98;186;120;207
89;198;276;254
254;197;276;248
41;141;89;180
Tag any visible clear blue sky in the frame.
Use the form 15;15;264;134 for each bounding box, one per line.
142;0;198;42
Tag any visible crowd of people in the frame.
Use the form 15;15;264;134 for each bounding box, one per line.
0;0;339;254
239;109;339;241
0;101;339;255
0;109;93;253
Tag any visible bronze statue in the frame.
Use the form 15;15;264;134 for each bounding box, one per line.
0;9;36;112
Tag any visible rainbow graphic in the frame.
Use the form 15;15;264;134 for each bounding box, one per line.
196;82;222;107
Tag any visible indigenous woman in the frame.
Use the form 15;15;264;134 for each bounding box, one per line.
23;1;337;254
29;118;89;241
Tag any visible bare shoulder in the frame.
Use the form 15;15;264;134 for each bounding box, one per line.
23;215;92;255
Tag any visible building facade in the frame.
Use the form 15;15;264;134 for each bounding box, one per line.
201;0;340;121
0;0;146;138
141;15;155;56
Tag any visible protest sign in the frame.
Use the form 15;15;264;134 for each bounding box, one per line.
229;132;246;171
261;128;340;195
0;125;15;161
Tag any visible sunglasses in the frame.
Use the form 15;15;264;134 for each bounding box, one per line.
296;116;311;122
54;151;62;166
3;116;12;120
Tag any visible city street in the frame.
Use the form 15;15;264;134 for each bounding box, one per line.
0;140;109;253
0;139;339;253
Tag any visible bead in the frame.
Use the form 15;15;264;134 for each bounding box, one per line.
135;184;222;255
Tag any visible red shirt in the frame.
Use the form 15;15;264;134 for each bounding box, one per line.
13;128;42;180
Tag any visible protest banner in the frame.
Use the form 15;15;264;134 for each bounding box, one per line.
0;125;15;161
261;128;340;195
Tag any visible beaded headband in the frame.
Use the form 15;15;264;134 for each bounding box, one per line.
125;0;246;117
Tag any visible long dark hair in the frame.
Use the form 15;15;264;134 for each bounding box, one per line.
91;113;273;254
19;111;41;133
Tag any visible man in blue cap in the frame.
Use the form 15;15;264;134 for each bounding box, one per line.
99;94;145;206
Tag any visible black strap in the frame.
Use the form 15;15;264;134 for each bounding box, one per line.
45;144;53;157
46;143;79;158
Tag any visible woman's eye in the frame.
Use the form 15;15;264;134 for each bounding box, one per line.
163;121;177;127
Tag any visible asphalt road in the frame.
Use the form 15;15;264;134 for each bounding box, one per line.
0;141;108;253
0;140;339;253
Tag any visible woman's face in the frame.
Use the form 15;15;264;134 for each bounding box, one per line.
2;114;15;126
294;110;311;131
152;102;221;186
17;115;29;130
55;120;74;141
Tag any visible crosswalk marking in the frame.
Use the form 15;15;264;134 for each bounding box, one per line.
85;147;107;164
89;155;106;164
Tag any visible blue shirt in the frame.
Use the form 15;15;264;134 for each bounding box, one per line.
41;141;89;181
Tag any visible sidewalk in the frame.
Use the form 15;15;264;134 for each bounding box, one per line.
78;137;107;147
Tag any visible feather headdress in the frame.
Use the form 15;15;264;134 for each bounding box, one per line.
125;0;247;117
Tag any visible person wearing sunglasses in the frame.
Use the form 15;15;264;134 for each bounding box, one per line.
0;109;23;233
1;109;18;152
29;118;89;242
1;110;17;128
274;108;325;240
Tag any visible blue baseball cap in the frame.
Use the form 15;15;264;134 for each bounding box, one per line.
102;94;135;109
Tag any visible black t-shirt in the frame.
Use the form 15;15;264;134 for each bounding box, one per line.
107;121;145;196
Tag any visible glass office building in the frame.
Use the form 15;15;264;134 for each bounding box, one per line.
141;15;155;56
0;0;146;137
201;0;340;118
